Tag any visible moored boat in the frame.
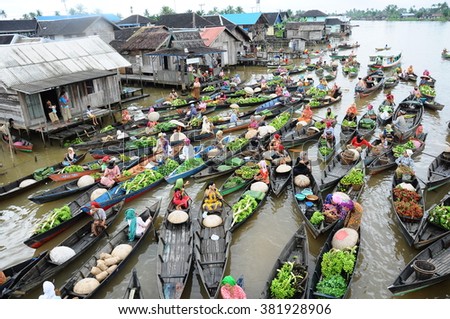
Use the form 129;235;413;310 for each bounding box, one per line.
392;97;424;142
367;52;402;70
425;151;450;191
58;199;161;299
319;149;361;192
124;268;144;299
354;70;385;98
1;134;33;152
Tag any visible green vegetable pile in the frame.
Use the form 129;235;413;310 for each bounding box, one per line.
314;121;326;129
342;119;357;128
359;118;375;129
100;125;115;133
34;205;72;234
173;158;204;174
232;195;258;224
154;122;177;133
315;246;357;298
119;154;131;162
340;168;364;186
61;165;84;174
172;98;188;106
156;158;180;176
227;138;248;152
226;96;270;105
393;140;415;158
309;99;321;107
129;136;157;148
90;172;102;180
235;165;259;180
305;87;327;99
419;85;436;97
270;261;307;299
310;211;325;225
428;205;450;230
122;169;163;194
223;176;245;189
33;166;55;181
63;137;83;147
269;111;291;130
87;163;101;170
319;146;333;156
202;85;215;92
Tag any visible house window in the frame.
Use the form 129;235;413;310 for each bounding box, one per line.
86;80;95;94
25;93;44;120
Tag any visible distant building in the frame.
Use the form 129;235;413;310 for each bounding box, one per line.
117;15;154;28
156;12;214;29
222;13;269;43
0;19;37;37
199;26;241;66
299;10;328;22
286;21;325;42
262;12;284;37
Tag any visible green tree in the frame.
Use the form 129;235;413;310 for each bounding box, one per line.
207;7;220;15
160;6;175;16
143;9;150;18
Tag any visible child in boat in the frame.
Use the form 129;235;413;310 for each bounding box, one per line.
202;181;223;212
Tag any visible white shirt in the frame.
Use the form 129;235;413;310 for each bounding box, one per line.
180;144;194;161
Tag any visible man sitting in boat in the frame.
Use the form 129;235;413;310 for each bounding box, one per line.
293;152;311;176
326;83;341;102
322;121;335;148
296;105;313;130
355;77;367;92
395;149;415;180
393;110;408;132
407;65;415;75
380;124;395;146
172;178;190;210
323;108;336;125
271;145;291;166
202;181;223;212
179;138;194;161
89;201;107;237
63;147;77;166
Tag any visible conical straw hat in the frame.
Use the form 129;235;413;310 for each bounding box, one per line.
203;214;223;227
168;210;189;224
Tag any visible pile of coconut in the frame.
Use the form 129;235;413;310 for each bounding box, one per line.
72;244;132;295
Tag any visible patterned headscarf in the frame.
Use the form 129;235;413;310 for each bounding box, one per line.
125;208;137;242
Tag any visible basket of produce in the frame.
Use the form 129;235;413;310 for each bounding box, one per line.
427;205;450;230
340;150;355;165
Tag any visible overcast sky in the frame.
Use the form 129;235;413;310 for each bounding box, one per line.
1;0;441;19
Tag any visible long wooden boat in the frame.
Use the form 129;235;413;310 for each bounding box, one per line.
414;192;450;249
377;100;395;126
356;113;377;139
269;164;291;197
89;144;154;160
388;232;450;296
354;70;385;98
390;175;426;246
423;100;444;111
398;72;418;82
317;136;336;162
392;97;424;142
0;152;87;201
383;76;399;88
4;201;123;298
123;268;144;299
193;193;232;299
0;253;46;298
339;114;358;145
59;199;161;299
230;181;270;232
260;224;309;299
156;194;193;299
1;134;33;152
425;152;450;191
192;151;254;183
165;158;207;185
363;139;390;166
366;135;427;175
280;121;323;149
375;46;391;51
307;219;361;299
319;149;361;192
23;184;105;249
72;126;146;151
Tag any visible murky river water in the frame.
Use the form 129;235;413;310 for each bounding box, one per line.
1;21;450;299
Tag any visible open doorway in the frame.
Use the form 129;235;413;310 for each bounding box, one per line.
40;89;61;122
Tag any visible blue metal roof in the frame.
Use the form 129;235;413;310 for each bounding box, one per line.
222;13;262;25
37;14;121;23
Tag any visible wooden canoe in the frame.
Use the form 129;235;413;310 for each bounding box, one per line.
269;164;291;197
230;181;270;232
218;163;257;196
388;233;450;296
260;224;309;299
280;121;323;149
339;114;358;145
4;201;123;298
1;134;33;152
193;193;232;299
354;70;385;98
356;113;377;139
123;268;144;299
377;100;395;126
390;175;426;246
319;150;361;192
425;152;450;191
59;199;161;299
332;162;366;202
23;184;106;249
423;100;444;111
317;136;336;163
0;152;87;201
156;194;193;299
392;98;424;142
414;192;450;249
307;219;361;299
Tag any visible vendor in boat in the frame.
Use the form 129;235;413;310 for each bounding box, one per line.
154;132;171;161
172;178;190;210
255;159;269;184
443;48;448;55
380;124;394;146
326;83;341;102
322;107;336;125
121;109;131;124
125;208;152;241
364;104;377;120
322;121;335;147
346;103;358;121
395;149;415;180
349;134;372;152
200;116;213;135
275;84;283;96
220;276;247;299
260;76;268;91
268;133;282;151
407;65;415;75
179;138;195;161
192;77;201;100
393;110;408;133
202;181;223;212
296;104;313;130
271;145;291;166
316;78;328;90
355;77;367;92
293;151;311;176
100;160;121;188
168;88;178;100
413;124;425;140
215;130;226;150
63;147;77;166
248;115;260;130
89;201;107;237
185;103;198;121
229;108;239;124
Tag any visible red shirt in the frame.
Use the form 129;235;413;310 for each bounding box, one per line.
351;137;371;148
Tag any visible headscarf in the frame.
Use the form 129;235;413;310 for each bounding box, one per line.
184;138;190;145
125;208;137;242
174;178;184;191
367;104;373;110
259;160;267;170
221;276;236;286
39;281;57;299
91;201;100;208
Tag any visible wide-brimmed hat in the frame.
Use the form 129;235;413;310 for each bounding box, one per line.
169;119;186;128
158;132;166;137
168;210;189;224
203;214;223;227
230;103;240;109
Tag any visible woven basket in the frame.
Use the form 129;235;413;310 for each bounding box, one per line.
412;260;436;280
352;183;363;191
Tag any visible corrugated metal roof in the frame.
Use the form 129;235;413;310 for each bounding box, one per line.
0;36;130;89
11;70;115;94
200;27;226;47
222;13;262;26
